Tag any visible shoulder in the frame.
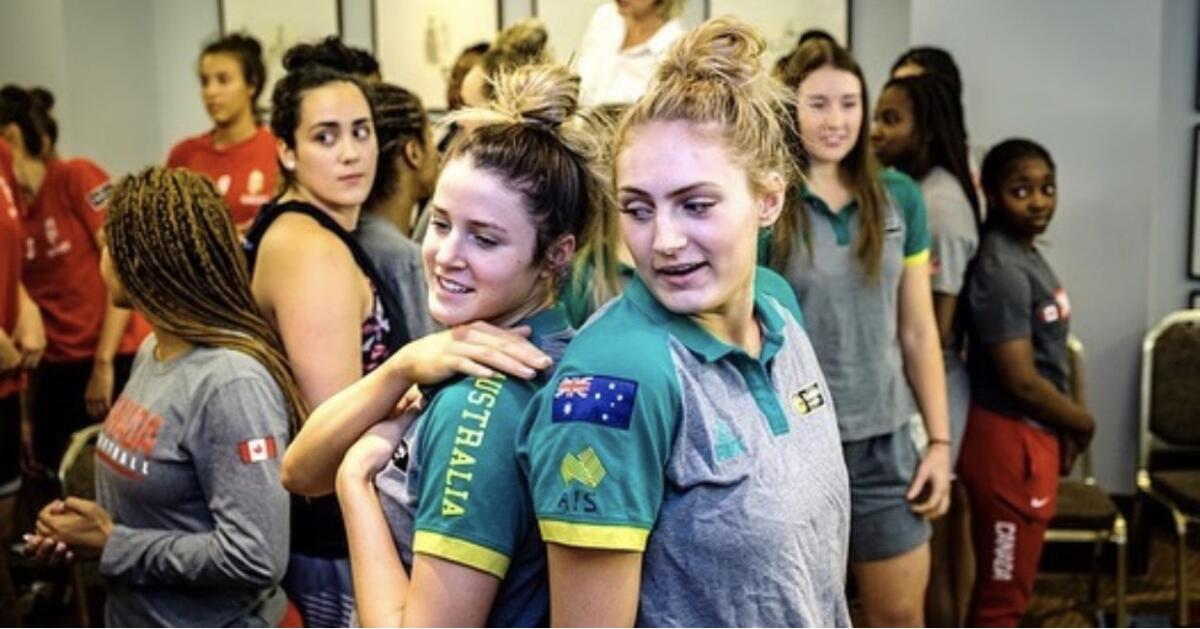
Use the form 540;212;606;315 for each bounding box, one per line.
166;133;208;164
880;168;924;213
257;209;355;272
428;372;538;427
356;214;421;260
554;298;680;400
755;266;804;326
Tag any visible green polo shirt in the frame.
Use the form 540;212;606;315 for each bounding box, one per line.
374;305;574;627
771;168;932;442
517;267;850;627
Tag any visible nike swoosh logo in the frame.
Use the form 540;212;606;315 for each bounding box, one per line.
1030;497;1050;509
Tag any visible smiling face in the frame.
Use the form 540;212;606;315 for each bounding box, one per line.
870;84;918;169
795;64;864;167
422;156;554;327
200;52;255;127
278;81;378;215
992;156;1057;239
616;120;780;319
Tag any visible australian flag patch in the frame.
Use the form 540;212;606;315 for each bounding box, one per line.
552;374;637;430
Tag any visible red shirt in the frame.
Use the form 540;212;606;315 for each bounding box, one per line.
166;126;279;228
0;140;24;397
20;158;149;362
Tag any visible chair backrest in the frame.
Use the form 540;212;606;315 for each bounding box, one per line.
58;424;102;501
1137;310;1200;480
1064;334;1094;482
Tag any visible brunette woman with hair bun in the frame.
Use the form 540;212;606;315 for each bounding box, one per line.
167;33;277;230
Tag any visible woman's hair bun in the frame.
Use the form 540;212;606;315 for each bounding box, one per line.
490;64;579;129
656;15;766;88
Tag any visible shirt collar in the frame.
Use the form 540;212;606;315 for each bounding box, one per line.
622;270;786;364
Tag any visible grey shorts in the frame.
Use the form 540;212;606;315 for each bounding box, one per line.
842;423;932;563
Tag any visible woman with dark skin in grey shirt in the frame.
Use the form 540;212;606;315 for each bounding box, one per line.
24;167;308;627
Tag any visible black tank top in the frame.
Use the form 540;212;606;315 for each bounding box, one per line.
244;200;410;556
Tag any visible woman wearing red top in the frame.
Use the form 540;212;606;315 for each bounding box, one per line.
0;86;148;474
0;135;44;627
167;34;278;230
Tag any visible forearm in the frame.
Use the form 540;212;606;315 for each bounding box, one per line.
901;322;951;441
1005;376;1091;435
283;357;415;496
94;301;132;363
337;475;411;627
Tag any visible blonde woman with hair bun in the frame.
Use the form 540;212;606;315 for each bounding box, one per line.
518;16;851;626
293;63;606;627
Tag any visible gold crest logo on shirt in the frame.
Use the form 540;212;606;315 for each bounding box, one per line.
792;382;826;415
561;447;607;489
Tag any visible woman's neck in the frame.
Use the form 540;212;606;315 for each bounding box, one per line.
16;158;47;205
281;187;361;232
492;283;557;330
153;327;195;362
622;13;667;49
690;281;762;358
211;110;258;149
806;161;852;211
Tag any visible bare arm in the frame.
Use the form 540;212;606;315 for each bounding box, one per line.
14;284;45;370
547;544;642;627
252;219;366;410
336;422;500;627
898;260;951;517
986;337;1093;438
85;234;132;419
283;321;551;497
932;292;957;346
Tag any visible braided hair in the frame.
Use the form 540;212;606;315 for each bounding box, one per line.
104;167;308;432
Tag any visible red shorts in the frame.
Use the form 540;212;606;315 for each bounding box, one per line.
957;404;1060;627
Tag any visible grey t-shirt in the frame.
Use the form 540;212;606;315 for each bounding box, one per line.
95;336;291;628
782;169;932;442
356;213;438;340
921;166;979;296
966;230;1071;419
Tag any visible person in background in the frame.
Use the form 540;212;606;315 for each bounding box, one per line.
358;82;438;337
23;167;301;627
871;71;981;627
771;39;951;627
167;33;278;231
446;42;489;111
241;58;380;627
576;0;686;107
891;46;963;99
959;139;1093;627
0;130;45;628
1;85;149;476
520;17;851;626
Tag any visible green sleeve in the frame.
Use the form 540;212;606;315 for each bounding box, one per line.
883;169;931;261
412;376;534;579
516;314;680;552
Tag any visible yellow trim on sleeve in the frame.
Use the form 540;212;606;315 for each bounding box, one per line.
412;531;510;579
904;248;930;266
538;520;650;552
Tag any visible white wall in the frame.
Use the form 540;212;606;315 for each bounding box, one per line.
1151;0;1200;321
910;0;1166;492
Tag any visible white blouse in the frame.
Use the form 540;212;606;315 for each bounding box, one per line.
577;2;686;107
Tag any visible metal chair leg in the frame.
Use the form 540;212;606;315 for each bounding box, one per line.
1173;510;1189;627
1114;516;1128;629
